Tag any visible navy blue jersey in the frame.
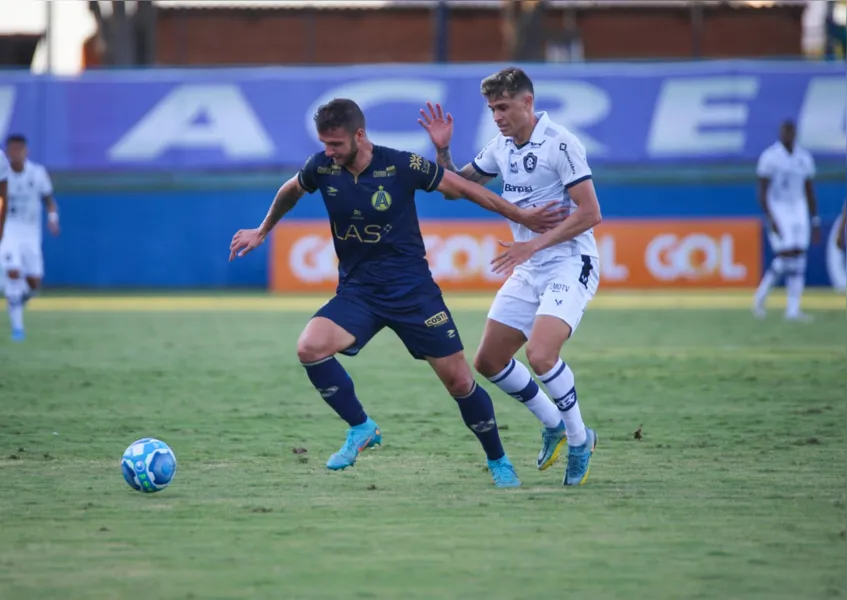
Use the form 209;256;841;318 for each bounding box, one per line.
298;145;445;308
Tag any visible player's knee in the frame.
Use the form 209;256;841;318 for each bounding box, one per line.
525;343;559;376
472;349;505;379
439;358;475;397
6;269;20;280
446;374;475;398
25;277;40;290
296;333;333;364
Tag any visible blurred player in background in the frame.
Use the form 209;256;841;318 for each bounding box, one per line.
753;121;819;322
418;66;601;487
0;134;60;341
230;99;565;488
0;149;8;241
836;200;846;252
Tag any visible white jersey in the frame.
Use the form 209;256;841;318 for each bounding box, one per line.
0;150;9;182
756;142;815;217
472;111;599;266
4;159;53;241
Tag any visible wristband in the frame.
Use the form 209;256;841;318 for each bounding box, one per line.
48;211;59;224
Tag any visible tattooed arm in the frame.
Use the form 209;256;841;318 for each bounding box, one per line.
435;146;494;185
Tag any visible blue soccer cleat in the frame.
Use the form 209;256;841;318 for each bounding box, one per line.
487;455;521;488
326;417;382;471
537;422;567;470
11;328;25;342
563;427;597;486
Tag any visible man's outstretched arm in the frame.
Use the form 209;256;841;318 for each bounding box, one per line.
230;175;307;261
436;169;565;233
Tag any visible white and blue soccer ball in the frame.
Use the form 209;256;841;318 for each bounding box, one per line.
121;438;177;493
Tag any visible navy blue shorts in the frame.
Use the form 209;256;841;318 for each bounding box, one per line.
314;290;464;360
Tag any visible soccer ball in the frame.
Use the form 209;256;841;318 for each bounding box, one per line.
121;437;177;493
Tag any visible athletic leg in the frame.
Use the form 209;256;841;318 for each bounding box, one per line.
1;238;26;341
527;255;599;486
782;218;812;321
474;273;566;469
297;295;384;470
388;295;520;487
427;352;520;488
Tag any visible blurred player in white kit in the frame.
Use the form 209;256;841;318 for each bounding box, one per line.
753;121;819;322
0;149;8;241
418;67;602;486
0;134;60;341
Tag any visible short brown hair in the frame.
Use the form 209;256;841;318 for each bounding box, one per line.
314;98;366;134
480;67;534;100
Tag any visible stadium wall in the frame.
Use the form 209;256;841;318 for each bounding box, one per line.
42;180;846;291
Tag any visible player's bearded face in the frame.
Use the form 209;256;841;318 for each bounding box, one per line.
320;129;360;167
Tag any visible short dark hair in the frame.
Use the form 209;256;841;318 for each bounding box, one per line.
314;99;366;134
5;133;26;145
480;67;534;100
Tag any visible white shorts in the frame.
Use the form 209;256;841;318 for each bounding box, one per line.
768;211;810;254
487;254;600;339
0;234;44;278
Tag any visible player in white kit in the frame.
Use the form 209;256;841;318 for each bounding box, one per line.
418;67;602;486
0;149;9;241
1;134;60;341
753;121;820;322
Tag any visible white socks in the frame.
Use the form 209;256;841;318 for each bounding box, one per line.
754;254;807;318
754;256;785;309
488;358;562;429
5;277;27;332
539;359;587;447
784;254;807;318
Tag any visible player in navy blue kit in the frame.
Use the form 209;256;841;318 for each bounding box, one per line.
229;99;566;488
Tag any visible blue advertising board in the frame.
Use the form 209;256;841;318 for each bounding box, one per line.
0;60;844;172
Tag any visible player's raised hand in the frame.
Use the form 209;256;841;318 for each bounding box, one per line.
229;227;265;261
519;201;569;233
418;102;454;149
491;240;539;275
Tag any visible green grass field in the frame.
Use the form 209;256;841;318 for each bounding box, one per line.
1;291;845;600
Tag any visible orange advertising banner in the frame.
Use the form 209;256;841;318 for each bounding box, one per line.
270;219;762;292
597;218;762;288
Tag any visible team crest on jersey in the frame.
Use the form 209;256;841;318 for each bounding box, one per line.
371;185;392;211
523;152;537;173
